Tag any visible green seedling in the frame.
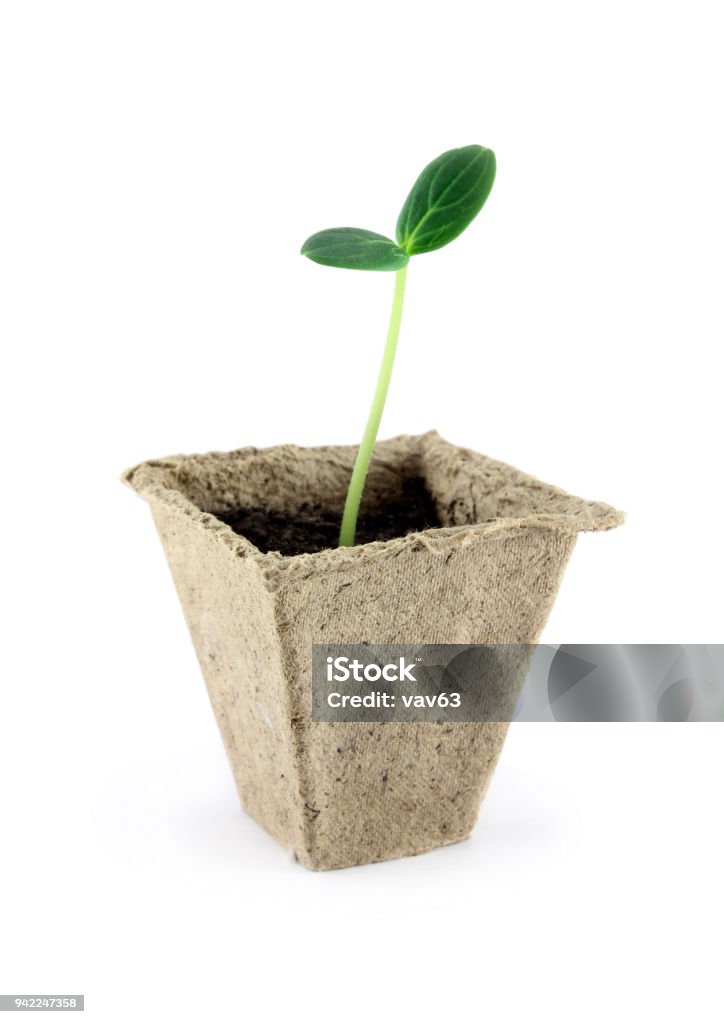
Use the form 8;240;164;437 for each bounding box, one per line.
301;144;496;547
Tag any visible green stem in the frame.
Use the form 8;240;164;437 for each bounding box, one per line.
339;264;408;547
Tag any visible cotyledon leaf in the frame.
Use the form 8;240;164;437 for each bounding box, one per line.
301;227;410;271
395;145;496;256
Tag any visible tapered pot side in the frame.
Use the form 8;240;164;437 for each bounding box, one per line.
123;431;622;869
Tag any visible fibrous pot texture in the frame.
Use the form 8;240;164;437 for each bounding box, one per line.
124;431;622;869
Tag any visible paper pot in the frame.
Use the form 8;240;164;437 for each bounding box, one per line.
123;431;622;869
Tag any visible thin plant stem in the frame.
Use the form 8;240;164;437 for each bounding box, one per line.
339;264;408;547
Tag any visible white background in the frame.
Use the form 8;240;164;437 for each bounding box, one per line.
1;2;722;1021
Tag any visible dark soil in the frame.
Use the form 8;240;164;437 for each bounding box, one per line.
216;477;441;555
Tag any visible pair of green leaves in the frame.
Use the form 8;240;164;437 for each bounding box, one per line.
301;145;496;271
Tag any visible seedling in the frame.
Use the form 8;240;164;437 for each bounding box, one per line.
301;144;496;547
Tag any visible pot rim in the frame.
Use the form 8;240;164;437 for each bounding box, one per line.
122;430;624;580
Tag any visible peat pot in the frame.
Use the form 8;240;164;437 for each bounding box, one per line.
123;431;622;869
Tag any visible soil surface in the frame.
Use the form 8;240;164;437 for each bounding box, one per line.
216;477;441;555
